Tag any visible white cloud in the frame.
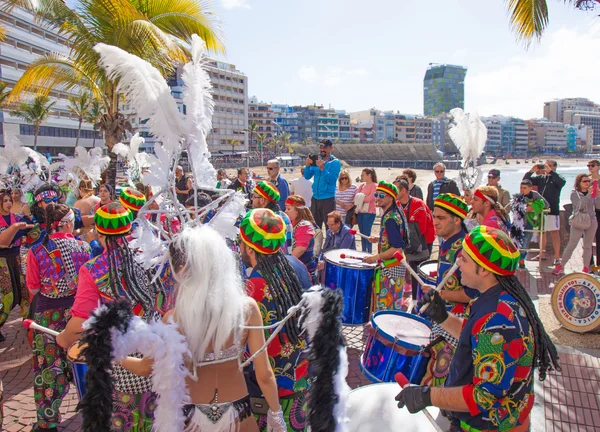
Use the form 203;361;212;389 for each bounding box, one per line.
222;0;250;9
297;66;318;82
468;27;600;119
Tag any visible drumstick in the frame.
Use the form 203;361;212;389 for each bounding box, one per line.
392;251;428;287
23;319;60;337
420;263;460;314
394;373;444;432
340;253;365;261
349;228;370;240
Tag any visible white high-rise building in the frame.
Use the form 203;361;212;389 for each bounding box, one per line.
0;5;100;154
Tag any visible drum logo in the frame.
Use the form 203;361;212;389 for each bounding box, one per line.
555;276;600;327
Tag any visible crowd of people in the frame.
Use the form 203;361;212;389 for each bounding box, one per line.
1;138;589;431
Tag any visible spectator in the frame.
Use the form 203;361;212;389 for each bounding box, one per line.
285;195;319;282
487;169;511;211
266;159;290;211
216;169;231;189
426;162;460;210
290;166;313;208
523;160;566;264
185;193;214;223
321;211;356;256
463;189;473;206
228;168;253;202
394;177;434;300
471;186;510;234
356;168;378;253
335;169;358;226
553;174;597;275
402;169;424;200
587;160;600;269
304;139;341;230
175;165;193;204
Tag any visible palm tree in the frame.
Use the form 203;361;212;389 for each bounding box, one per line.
3;0;224;191
67;92;92;147
84;99;105;148
244;120;259;151
256;133;267;165
278;132;291;156
10;95;55;150
0;82;10;108
229;139;241;159
506;0;598;43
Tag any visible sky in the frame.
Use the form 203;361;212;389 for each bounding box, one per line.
211;0;600;119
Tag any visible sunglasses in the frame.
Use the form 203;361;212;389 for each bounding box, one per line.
340;177;349;180
588;164;597;168
581;180;591;183
267;167;276;171
43;197;60;204
374;193;387;199
434;170;445;173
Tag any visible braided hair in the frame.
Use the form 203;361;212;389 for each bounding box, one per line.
478;186;510;223
254;250;304;345
497;275;561;380
43;203;71;245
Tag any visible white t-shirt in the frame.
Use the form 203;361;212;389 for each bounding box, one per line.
290;177;313;207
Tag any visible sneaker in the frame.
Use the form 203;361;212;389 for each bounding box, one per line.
583;267;590;274
552;265;564;276
518;260;526;270
553;259;562;266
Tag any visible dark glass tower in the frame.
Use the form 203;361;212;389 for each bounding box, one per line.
424;64;467;116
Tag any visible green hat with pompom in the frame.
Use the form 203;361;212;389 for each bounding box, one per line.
239;208;286;255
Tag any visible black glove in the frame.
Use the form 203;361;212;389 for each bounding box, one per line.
417;290;448;324
395;385;432;413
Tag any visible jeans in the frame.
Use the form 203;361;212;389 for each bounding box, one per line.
357;212;376;253
311;197;336;232
520;222;533;261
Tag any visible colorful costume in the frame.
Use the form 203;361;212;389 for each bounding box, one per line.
373;181;407;311
26;232;91;429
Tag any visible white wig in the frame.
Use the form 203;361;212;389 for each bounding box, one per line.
170;225;247;365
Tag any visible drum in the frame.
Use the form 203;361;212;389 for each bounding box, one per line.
361;311;431;384
67;342;87;400
417;260;438;302
551;272;600;333
323;248;376;325
347;383;446;431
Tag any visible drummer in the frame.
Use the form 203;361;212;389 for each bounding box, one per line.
364;181;407;311
397;227;560;432
419;193;474;388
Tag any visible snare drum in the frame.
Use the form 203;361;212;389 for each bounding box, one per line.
417;260;438;302
323;248;376;325
361;311;431;384
347;383;446;431
67;342;87;400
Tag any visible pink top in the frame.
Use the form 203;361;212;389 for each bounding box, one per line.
358;182;377;214
26;233;74;297
293;221;314;248
70;266;100;319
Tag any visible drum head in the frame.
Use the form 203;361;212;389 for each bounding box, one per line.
372;311;431;350
551;272;600;333
418;260;438;283
323;249;376;269
347;383;445;431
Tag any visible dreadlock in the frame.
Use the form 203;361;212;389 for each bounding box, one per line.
254;250;304;345
497;275;561;380
104;235;162;320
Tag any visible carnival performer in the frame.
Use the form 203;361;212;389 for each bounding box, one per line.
285;195;320;282
57;202;165;431
0;189;32;341
471;186;510;234
11;188;31;217
364;181;407;311
26;203;91;432
420;193;473;387
73;179;101;219
252;181;293;254
119;187;147;219
94;183;114;212
397;226;560;432
239;209;311;431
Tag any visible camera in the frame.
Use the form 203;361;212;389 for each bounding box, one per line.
537;163;545;169
308;154;319;165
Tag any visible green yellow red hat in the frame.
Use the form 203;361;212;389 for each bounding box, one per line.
119;187;146;212
377;181;398;198
434;193;469;220
462;225;520;276
254;181;280;204
239;208;286;255
95;202;133;236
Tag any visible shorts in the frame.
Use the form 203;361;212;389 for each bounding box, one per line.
544;214;560;232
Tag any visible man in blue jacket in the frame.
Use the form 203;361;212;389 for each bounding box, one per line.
304;139;341;230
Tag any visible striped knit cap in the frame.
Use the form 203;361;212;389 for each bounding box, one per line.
462;225;520;276
377;181;399;198
254;181;280;204
95;202;133;236
239;208;286;255
119;187;146;212
434;193;469;219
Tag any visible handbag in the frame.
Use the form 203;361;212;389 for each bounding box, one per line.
569;192;591;230
345;205;357;226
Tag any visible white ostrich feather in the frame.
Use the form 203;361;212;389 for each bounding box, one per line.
59;146;109;184
142;143;171;189
207;191;247;240
448;108;488;166
0;134;50;192
93;43;184;155
112;142;130;158
128;218;169;270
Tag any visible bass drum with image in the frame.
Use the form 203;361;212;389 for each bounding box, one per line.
551;272;600;333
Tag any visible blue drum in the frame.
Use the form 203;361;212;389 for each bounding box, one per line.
67;343;87;400
360;311;431;384
417;260;437;302
323;249;376;325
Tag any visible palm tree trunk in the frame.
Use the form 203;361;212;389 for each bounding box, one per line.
105;132;119;192
76;117;82;147
92;126;97;148
33;124;39;151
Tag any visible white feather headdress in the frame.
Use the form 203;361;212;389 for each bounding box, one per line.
56;146;110;186
0;134;50;192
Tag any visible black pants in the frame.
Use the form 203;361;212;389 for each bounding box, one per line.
311;197;336;231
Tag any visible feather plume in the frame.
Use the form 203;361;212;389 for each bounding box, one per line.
207;191;247;240
112;142;130;158
468;111;487;161
0;134;49;192
93;43;184;154
59;146;109;185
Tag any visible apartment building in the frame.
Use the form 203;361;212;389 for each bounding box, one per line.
544;98;600;123
248;97;274;151
423;63;467;117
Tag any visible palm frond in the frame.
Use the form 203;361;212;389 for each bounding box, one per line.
506;0;549;44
